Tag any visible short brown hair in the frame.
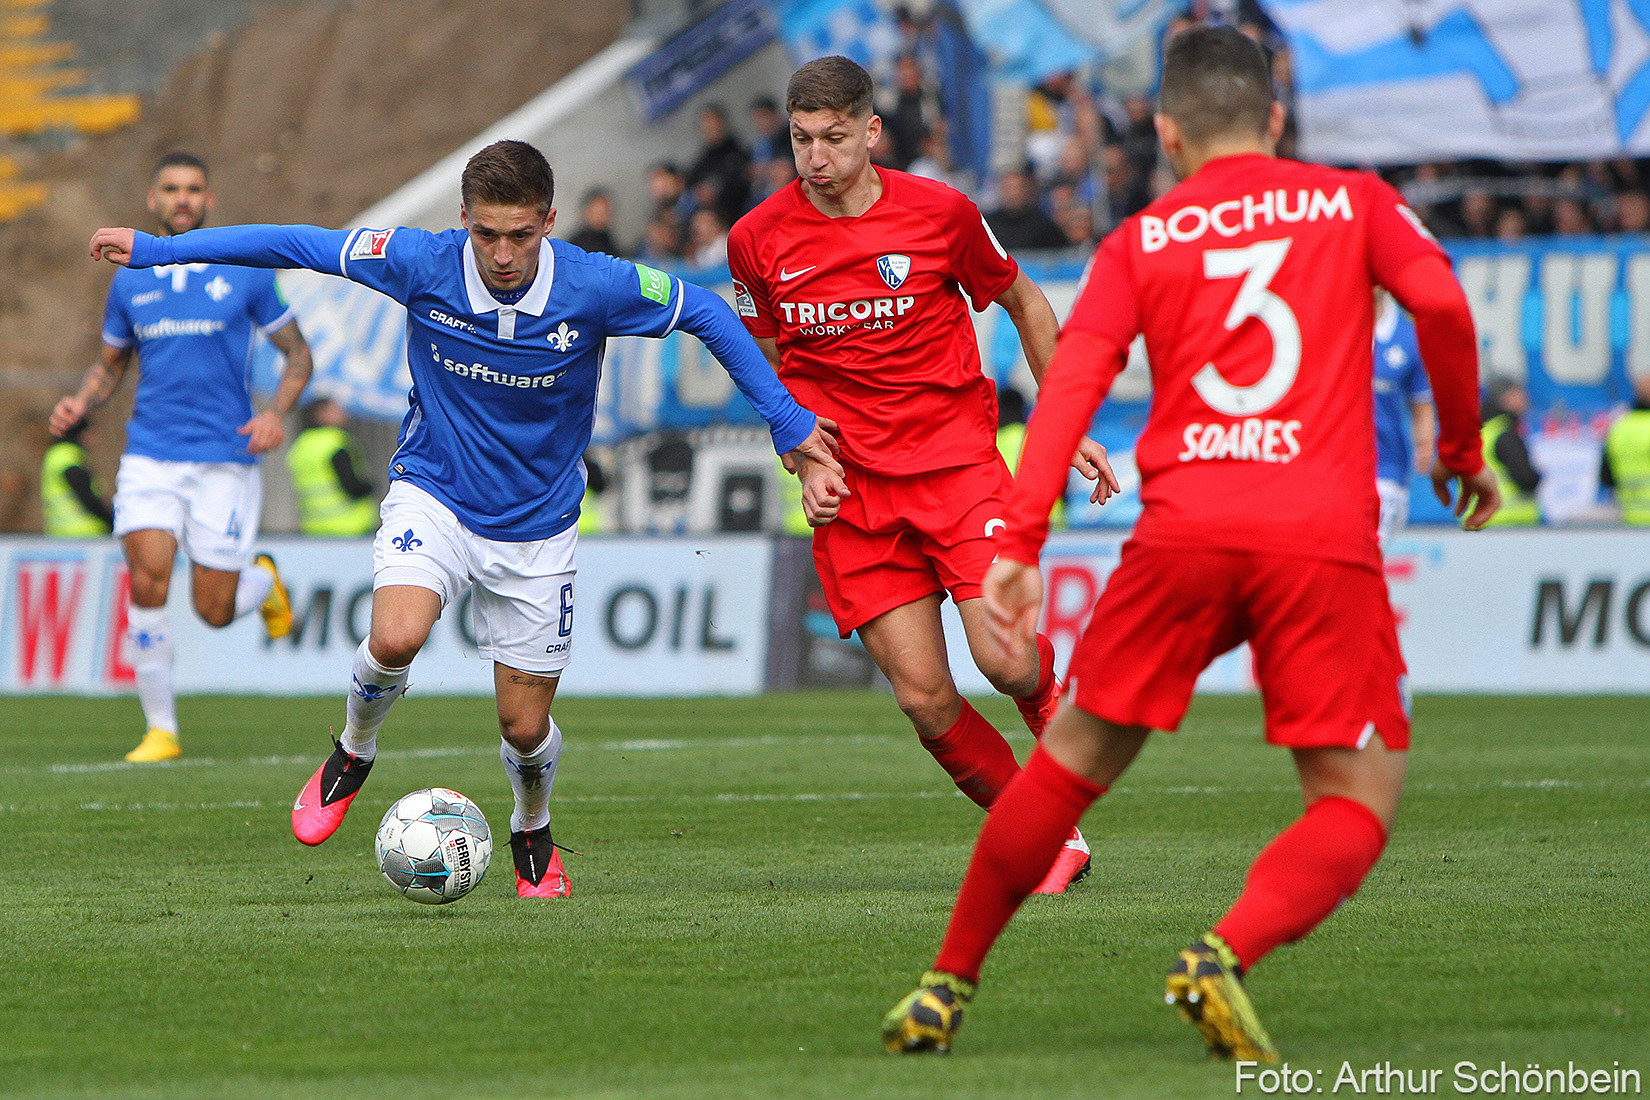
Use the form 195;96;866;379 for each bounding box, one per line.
153;151;208;181
1159;24;1274;145
786;55;874;118
461;140;554;213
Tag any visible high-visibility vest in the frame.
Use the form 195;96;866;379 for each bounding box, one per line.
996;421;1066;530
40;440;108;537
775;454;812;536
285;426;377;536
1605;409;1650;525
1481;414;1540;526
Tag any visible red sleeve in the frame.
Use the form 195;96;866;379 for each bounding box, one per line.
1061;229;1139;347
1364;175;1448;291
995;328;1129;565
726;221;778;338
943;190;1019;311
1384;252;1485;477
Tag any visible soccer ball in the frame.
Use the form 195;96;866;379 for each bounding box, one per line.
374;788;493;904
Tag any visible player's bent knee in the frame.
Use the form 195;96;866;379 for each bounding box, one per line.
195;597;235;629
498;714;551;752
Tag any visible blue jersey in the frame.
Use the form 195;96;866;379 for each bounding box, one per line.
101;262;292;464
129;224;816;541
1372;297;1431;484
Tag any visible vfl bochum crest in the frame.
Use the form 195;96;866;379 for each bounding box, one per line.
876;253;910;291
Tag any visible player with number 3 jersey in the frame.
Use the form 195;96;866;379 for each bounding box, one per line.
884;25;1500;1060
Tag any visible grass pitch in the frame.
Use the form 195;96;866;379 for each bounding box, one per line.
1;692;1645;1099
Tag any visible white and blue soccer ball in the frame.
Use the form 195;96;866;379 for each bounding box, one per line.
374;788;493;904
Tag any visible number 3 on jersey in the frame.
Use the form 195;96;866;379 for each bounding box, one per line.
1191;238;1300;417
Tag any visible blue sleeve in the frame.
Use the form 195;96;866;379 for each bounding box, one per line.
603;255;686;338
674;280;816;455
250;270;294;331
130;224;418;304
1400;321;1431;401
100;278;132;348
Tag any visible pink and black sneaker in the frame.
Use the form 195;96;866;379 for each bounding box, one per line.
292;739;374;846
511;825;571;898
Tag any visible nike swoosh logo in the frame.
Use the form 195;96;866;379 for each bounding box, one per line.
779;266;816;281
293;796;306;811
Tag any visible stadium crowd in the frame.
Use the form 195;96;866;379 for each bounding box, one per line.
567;3;1650;269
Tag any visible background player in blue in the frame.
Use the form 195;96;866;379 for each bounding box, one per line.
1373;290;1437;550
53;152;313;764
89;139;841;898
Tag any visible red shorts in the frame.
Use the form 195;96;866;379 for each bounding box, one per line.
813;459;1013;636
1067;543;1411;750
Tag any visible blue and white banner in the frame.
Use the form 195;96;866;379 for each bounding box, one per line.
1267;0;1650;163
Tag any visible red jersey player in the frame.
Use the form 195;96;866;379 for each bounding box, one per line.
883;25;1499;1060
728;56;1119;895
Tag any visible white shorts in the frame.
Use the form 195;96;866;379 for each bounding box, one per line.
113;454;262;572
373;481;578;675
1376;477;1409;552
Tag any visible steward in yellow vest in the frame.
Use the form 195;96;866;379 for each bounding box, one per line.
41;419;112;537
1602;375;1650;525
286;399;377;536
997;387;1065;530
1480;380;1540;526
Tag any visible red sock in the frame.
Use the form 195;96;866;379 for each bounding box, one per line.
1013;633;1060;738
920;701;1021;809
932;745;1105;983
1214;796;1388;971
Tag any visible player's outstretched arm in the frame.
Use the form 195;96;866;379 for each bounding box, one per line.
676;281;843;475
94;224;355;276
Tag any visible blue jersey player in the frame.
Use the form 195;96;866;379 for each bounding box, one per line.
55;152;313;764
1373;291;1437;549
90;140;841;898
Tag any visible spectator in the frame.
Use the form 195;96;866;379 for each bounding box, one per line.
1601;371;1650;524
40;416;112;537
685;103;752;227
647;161;690;220
1053;196;1096;249
1458;187;1498;237
984;163;1067;252
1481;377;1542;526
754;155;798;202
688;206;728;268
1101;143;1151;227
1049;138;1102;211
1494;205;1527;242
748;95;787;167
567;187;622;256
634;209;685;264
906;119;966;191
1553;197;1594;235
1025;71;1079;180
286;397;377;537
878;53;938;171
1616;190;1650;233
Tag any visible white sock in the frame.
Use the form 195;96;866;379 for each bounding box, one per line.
501;722;562;834
340;639;409;760
127;605;176;735
231;565;274;621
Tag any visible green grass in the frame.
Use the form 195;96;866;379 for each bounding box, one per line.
0;692;1645;1099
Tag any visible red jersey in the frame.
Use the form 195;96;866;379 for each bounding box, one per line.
1000;154;1478;571
727;167;1019;475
